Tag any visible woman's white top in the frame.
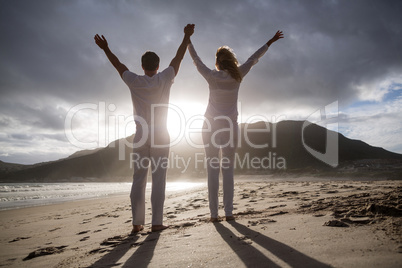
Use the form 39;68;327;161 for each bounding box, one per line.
188;43;269;120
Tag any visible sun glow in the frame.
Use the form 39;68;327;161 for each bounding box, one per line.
166;102;205;140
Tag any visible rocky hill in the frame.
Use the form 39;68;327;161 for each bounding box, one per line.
1;120;401;182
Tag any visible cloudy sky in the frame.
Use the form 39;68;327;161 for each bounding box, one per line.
1;0;401;164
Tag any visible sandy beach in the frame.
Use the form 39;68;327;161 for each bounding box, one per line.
1;176;401;267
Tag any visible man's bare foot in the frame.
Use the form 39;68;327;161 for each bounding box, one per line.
210;217;219;222
131;225;144;234
225;216;235;221
151;225;169;232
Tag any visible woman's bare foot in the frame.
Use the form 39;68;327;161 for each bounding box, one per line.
151;225;169;232
131;225;144;234
225;216;235;221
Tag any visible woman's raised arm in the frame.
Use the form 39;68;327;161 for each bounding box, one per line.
267;30;284;46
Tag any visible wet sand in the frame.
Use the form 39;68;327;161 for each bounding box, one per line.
1;176;401;267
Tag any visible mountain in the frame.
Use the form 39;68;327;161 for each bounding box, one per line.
236;120;402;168
1;120;401;182
65;148;103;159
234;121;402;178
0;161;29;174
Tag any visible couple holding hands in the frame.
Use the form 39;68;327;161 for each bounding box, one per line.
94;24;283;233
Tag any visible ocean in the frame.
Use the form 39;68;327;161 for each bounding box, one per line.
0;181;205;211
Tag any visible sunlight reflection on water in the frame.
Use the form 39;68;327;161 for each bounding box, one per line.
165;181;205;192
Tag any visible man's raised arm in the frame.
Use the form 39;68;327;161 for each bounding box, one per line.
94;34;128;78
169;24;195;76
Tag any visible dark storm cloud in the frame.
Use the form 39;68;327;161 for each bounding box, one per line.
1;0;401;163
9;132;66;142
0;99;67;130
0;1;114;101
2;0;400;106
234;0;402;110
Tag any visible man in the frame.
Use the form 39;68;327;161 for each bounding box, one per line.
94;24;195;233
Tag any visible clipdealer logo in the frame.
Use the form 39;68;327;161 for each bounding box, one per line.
129;151;286;173
302;101;339;167
64;101;339;169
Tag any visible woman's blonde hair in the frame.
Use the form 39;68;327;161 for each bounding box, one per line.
215;46;242;83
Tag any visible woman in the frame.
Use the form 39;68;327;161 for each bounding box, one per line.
188;30;284;222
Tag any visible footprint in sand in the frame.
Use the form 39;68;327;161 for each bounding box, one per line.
81;219;91;224
23;245;68;261
324;220;349;227
112;206;125;212
173;222;196;229
237;235;252;245
248;219;276;226
99;235;129;248
95;212;119;218
131;241;144;247
99;222;113;226
77;230;90;235
268;211;288;216
326;190;339;194
8;237;31;243
80;236;90;242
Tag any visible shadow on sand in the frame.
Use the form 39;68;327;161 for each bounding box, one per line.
214;221;332;268
88;232;160;268
89;221;331;267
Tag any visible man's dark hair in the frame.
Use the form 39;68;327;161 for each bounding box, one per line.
141;51;160;71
